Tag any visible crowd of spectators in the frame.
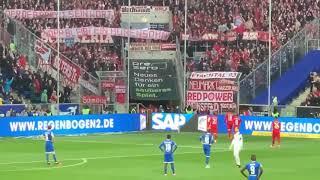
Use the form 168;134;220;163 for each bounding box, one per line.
302;72;320;106
4;0;318;76
172;0;319;74
2;0;320;111
0;42;72;106
3;0;124;78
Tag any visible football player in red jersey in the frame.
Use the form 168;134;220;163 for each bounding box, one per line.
207;113;218;142
225;111;234;140
271;118;281;148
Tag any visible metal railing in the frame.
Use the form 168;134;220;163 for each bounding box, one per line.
0;103;111;116
239;19;320;104
0;102;318;118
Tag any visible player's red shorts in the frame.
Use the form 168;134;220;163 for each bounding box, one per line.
210;127;217;134
227;124;233;132
272;131;280;140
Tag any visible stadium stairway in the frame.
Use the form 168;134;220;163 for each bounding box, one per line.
252;50;320;105
281;87;310;116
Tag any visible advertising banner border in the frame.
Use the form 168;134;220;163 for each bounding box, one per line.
0;114;144;137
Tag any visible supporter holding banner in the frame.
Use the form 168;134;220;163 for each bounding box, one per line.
4;9;114;20
35;40;51;63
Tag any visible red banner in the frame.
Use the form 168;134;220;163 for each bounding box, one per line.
187;91;233;103
115;85;126;94
42;27;170;41
183;31;277;43
35;40;80;87
187;72;239;113
183;31;236;41
101;81;115;89
38;59;77;89
121;6;169;14
45;35;114;44
52;55;81;83
4;9;114;20
160;43;176;50
82;96;108;105
128;43;176;51
189;102;237;112
188;80;238;91
190;72;239;79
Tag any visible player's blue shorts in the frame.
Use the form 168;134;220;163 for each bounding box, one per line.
203;145;211;157
164;153;174;163
248;175;258;180
45;141;55;153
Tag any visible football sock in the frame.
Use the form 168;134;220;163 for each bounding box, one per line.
46;154;49;163
205;157;210;165
164;163;168;174
171;164;175;174
53;154;57;162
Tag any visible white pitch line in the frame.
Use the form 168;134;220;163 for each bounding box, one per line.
58;140;155;146
0;158;87;172
57;139;227;150
0;149;229;166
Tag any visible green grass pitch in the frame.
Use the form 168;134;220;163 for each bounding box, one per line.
0;132;319;180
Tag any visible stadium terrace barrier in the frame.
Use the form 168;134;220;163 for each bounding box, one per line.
0;103;80;117
0;114;146;137
151;113;320;138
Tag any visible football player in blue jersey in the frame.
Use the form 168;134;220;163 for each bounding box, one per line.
159;134;177;176
241;154;263;180
44;125;59;165
200;131;214;168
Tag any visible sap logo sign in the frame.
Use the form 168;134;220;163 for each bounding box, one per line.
152;113;193;130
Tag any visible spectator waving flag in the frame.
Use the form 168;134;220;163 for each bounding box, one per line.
234;15;245;34
35;40;51;64
234;15;244;27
